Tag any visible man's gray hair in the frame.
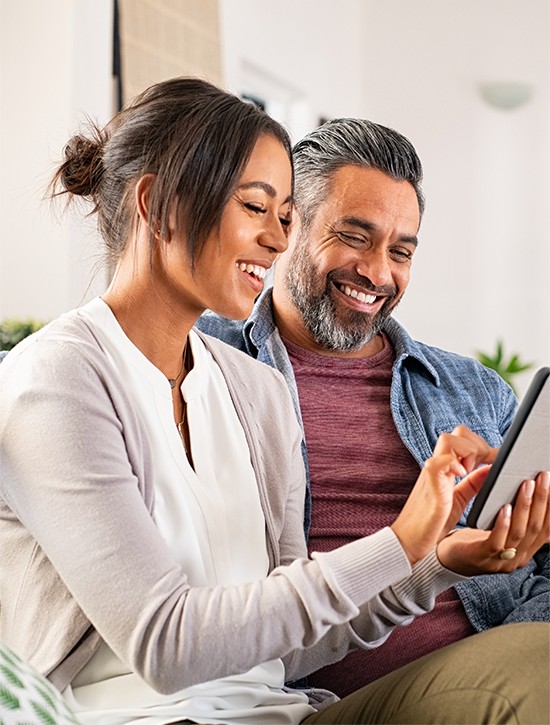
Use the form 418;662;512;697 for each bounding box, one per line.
292;118;425;230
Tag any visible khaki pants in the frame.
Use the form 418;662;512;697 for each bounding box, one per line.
302;622;550;724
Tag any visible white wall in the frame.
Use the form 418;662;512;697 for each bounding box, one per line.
0;0;113;321
1;0;548;395
359;0;550;396
220;0;550;395
220;0;366;143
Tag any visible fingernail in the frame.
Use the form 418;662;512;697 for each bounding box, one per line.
503;504;512;521
525;480;535;498
543;473;550;490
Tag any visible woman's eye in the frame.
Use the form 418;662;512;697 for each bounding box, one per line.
279;217;292;236
244;203;266;214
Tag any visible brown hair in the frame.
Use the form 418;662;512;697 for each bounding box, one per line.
51;77;293;268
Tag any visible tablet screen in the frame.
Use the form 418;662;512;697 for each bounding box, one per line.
466;366;550;530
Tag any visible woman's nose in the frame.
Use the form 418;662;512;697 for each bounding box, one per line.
259;217;289;254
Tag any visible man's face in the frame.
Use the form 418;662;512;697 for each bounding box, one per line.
277;165;420;354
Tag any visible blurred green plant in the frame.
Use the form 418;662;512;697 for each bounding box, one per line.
0;318;45;350
476;340;534;394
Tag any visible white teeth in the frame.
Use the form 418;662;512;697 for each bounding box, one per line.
339;284;376;304
237;262;267;280
357;291;376;303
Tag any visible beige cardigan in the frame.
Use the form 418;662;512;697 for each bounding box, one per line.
0;309;462;699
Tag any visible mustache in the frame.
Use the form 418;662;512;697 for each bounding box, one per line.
327;270;397;298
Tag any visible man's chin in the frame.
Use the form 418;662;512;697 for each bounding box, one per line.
328;311;392;351
310;320;379;352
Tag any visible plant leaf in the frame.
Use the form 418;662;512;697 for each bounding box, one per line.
0;684;20;710
475;340;534;392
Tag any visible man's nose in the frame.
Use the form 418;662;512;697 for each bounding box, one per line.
354;248;392;286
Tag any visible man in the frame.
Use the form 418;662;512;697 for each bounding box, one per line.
203;119;550;697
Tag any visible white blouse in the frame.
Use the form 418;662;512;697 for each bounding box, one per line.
62;298;313;725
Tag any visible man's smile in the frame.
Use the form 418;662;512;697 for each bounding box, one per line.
330;276;395;315
337;283;377;304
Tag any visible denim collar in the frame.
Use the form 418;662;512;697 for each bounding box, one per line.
383;317;440;387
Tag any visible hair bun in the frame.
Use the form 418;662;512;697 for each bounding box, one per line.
59;131;104;197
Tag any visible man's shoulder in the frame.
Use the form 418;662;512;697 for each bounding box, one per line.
413;340;516;410
416;339;508;387
196;312;249;352
386;318;511;394
416;338;492;372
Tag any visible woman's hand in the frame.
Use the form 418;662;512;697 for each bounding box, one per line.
437;470;550;576
391;426;497;565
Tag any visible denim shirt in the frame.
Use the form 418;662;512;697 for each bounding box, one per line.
197;287;549;631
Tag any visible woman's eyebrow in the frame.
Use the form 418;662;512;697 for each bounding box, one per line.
237;181;293;205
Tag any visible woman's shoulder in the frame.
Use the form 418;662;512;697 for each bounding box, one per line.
0;304;115;392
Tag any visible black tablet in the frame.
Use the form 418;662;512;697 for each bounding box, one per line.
467;366;550;530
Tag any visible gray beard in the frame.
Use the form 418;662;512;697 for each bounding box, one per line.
284;243;397;353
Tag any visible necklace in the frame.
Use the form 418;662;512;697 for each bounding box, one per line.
177;414;186;441
171;342;192;450
167;347;186;389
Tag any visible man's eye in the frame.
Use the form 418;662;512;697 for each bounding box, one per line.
391;248;413;262
338;232;364;245
244;203;266;214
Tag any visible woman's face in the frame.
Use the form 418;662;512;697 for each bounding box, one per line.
164;134;293;322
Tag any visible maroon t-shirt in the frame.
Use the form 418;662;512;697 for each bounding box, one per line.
283;333;475;697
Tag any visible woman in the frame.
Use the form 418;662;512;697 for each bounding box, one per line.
0;77;548;724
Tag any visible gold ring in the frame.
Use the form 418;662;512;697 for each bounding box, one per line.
499;547;517;560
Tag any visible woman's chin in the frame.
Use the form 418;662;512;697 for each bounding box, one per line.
213;300;255;322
